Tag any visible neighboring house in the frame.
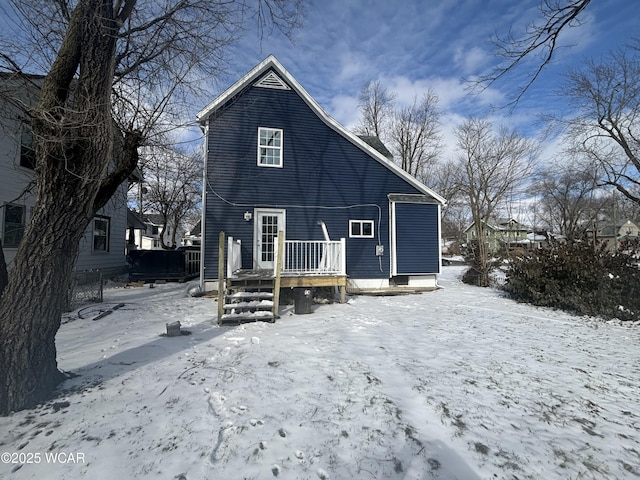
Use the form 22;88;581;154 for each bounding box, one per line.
128;212;197;250
196;55;446;294
130;213;172;250
595;219;640;250
509;231;563;250
182;219;201;247
464;218;529;253
126;208;147;251
0;73;136;278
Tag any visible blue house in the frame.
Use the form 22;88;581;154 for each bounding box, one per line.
196;55;445;304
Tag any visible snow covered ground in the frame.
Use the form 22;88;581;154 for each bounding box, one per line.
1;266;639;480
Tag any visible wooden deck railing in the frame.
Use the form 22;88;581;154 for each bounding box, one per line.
227;236;242;277
281;239;346;276
224;236;346;277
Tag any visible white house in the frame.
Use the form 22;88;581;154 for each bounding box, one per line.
0;73;136;278
129;213;172;250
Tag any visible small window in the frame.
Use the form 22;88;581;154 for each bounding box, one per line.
20;126;35;170
3;204;25;247
349;220;374;238
93;216;110;252
258;127;283;167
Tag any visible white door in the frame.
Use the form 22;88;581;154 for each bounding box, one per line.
254;209;285;270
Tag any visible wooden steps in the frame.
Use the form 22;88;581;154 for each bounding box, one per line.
217;231;284;326
219;275;277;325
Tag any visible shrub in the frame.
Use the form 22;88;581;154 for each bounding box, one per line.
504;236;640;321
462;240;504;287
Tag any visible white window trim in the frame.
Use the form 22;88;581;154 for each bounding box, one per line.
92;216;110;252
349;220;375;238
257;127;283;168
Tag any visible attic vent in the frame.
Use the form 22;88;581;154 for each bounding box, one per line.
254;71;290;90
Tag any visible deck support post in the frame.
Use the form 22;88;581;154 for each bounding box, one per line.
272;232;284;318
217;231;225;325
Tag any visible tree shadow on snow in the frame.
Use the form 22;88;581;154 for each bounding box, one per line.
55;318;226;396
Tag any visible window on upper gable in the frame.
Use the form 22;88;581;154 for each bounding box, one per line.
258;127;283;168
349;220;374;238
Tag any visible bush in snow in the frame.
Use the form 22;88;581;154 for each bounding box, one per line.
504;236;640;321
461;240;503;287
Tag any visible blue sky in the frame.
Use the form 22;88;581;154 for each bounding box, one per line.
210;0;638;159
0;1;636;158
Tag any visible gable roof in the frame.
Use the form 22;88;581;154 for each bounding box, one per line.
143;213;165;226
127;209;147;229
464;218;530;233
196;55;446;205
597;219;639;237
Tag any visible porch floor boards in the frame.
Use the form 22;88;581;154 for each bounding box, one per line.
231;270;347;287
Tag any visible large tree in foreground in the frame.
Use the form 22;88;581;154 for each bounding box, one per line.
0;0;302;415
453;118;538;287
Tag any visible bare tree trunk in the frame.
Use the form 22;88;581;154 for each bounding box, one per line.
454;118;537;288
474;224;491;287
0;0;303;416
0;198;91;411
0;0;122;414
0;241;8;297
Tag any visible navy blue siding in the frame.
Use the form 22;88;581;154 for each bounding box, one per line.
203;75;437;279
394;203;440;275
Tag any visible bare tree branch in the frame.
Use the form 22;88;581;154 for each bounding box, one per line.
390;90;443;181
453;118;538;286
356;80;396;138
557;43;640;206
472;0;591;108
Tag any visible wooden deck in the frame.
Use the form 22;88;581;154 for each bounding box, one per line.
217;232;347;324
280;274;347;303
231;269;347;303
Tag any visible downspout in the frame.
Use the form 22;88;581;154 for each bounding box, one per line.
318;220;341;298
318;220;331;242
199;119;209;292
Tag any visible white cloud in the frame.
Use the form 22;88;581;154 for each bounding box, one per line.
377;73;504;113
336;51;369;83
453;46;490;75
328;94;361;131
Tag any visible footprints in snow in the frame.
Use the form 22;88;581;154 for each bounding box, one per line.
207;391;329;478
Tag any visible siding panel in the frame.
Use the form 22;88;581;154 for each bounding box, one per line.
203;75;436;280
394;203;440;275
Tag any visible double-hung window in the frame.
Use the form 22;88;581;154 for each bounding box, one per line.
3;204;25;247
20;126;35;170
258;127;283;167
93;216;110;252
349;220;374;238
